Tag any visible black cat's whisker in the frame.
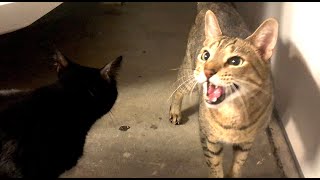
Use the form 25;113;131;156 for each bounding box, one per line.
111;110;120;128
107;110;117;127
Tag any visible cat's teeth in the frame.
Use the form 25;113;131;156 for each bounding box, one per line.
213;97;217;102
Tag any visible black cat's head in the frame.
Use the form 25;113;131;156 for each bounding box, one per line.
53;49;123;110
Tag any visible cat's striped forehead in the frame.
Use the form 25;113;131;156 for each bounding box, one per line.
202;36;255;61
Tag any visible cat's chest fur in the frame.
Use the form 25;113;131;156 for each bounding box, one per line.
198;91;273;144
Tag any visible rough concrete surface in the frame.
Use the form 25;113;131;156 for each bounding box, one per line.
0;2;289;178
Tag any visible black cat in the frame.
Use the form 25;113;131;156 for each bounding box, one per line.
0;50;123;178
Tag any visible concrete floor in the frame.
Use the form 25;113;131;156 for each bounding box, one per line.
0;2;286;178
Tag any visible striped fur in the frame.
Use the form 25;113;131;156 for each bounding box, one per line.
169;2;278;178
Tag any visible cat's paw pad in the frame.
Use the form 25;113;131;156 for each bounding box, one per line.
169;106;181;125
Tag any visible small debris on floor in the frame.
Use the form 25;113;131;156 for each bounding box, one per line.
152;170;158;175
142;50;146;54
150;124;158;129
256;157;265;165
123;152;131;158
119;125;130;131
138;75;142;78
160;163;166;169
159;117;162;120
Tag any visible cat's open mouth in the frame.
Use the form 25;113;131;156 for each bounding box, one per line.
205;82;239;105
206;82;225;105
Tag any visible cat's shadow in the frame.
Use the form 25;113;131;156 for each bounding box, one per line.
272;39;320;165
179;102;199;125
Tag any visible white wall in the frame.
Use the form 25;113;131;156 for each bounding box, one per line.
235;2;320;178
0;2;62;35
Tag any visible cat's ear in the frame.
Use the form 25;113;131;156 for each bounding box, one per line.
204;10;222;46
53;49;69;72
246;18;278;61
100;56;123;80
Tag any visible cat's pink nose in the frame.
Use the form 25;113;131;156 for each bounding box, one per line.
204;69;216;79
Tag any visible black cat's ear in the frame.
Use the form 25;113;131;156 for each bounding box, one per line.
53;49;69;72
100;56;123;80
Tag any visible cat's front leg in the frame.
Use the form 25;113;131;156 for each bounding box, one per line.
199;129;224;178
169;56;195;125
226;142;253;178
169;91;184;125
202;139;224;178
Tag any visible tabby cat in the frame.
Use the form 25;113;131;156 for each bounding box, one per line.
169;2;278;178
0;50;122;178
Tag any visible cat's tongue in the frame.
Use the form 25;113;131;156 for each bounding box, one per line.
207;85;224;102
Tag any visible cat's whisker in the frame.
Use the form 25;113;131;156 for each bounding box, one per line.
232;78;270;96
237;85;256;100
184;79;197;93
170;67;195;71
171;74;194;87
180;78;197;95
231;84;249;121
167;76;196;102
225;85;233;97
188;80;199;100
235;85;265;107
108;110;118;127
226;86;237;122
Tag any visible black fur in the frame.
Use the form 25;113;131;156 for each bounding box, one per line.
0;50;123;178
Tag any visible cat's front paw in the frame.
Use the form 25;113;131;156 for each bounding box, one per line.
225;171;241;178
169;105;181;125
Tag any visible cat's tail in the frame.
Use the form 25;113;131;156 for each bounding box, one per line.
0;89;31;100
0;89;33;112
197;2;237;11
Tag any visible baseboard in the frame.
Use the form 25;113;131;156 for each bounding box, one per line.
266;108;304;178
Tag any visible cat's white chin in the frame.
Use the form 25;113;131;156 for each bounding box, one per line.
204;99;221;109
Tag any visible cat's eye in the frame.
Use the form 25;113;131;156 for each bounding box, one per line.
201;50;210;61
227;56;243;66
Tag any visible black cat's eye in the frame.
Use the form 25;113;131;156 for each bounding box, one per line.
227;56;243;66
201;50;210;61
